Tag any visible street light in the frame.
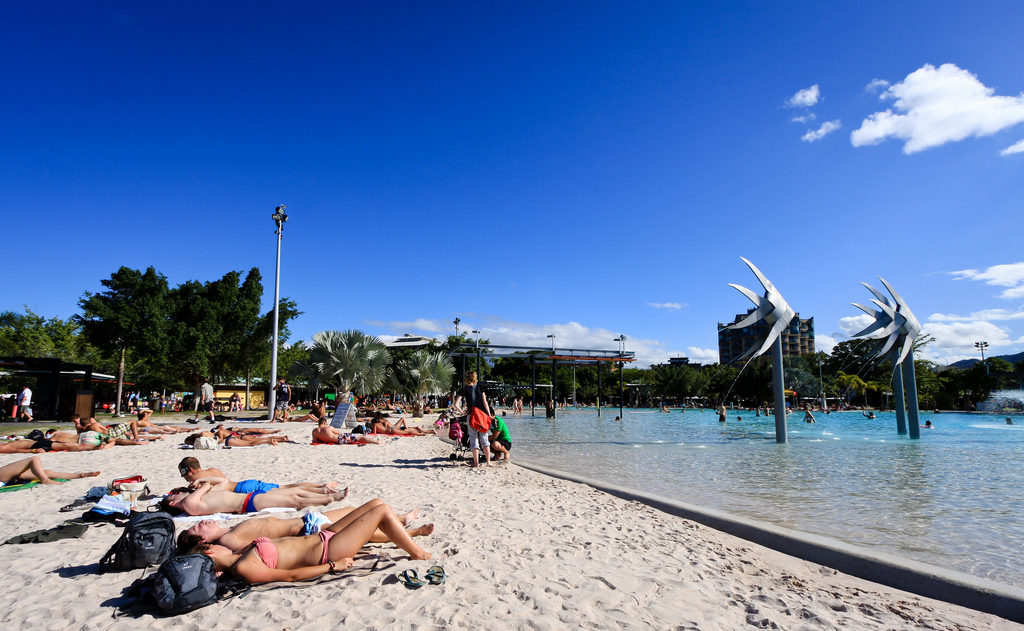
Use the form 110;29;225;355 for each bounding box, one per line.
453;317;461;338
547;334;556;353
267;204;288;419
472;330;481;375
975;341;990;375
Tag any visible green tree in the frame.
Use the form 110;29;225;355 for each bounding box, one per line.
310;330;391;400
391;350;455;417
77;267;170;415
0;308;99;364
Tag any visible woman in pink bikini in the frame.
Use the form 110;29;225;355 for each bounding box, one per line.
179;498;430;582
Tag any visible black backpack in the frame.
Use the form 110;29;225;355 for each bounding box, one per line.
150;554;220;615
99;511;176;573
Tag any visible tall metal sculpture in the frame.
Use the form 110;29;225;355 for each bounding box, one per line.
727;257;796;443
850;279;922;438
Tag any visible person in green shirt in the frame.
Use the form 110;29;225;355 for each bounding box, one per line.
489;415;512;462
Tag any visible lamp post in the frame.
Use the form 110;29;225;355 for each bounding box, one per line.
267;204;288;420
975;341;989;375
453;317;461;339
613;335;625;416
547;334;555;353
472;330;481;376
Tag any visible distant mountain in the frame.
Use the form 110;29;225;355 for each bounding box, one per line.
948;351;1024;370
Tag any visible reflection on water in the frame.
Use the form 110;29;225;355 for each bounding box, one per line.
506;408;1024;587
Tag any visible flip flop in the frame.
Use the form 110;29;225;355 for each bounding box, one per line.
424;565;446;585
396;568;426;589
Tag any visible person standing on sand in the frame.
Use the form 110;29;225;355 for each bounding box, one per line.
453;371;492;468
16;385;33;422
273;378;292;422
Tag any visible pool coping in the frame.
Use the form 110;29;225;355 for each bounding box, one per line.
514;459;1024;624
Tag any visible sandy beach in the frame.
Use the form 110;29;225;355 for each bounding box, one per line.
0;413;1019;630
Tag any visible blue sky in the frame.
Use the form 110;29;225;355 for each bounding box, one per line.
4;2;1024;367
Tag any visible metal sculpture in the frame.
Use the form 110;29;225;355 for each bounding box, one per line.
727;257;796;443
850;279;923;438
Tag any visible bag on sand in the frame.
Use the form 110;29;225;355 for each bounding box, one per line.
468;407;491;434
99;511;176;573
151;554;220;615
448;420;464;442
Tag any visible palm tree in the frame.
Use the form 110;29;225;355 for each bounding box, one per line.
309;330;391;402
391;350;455;417
835;372;869;406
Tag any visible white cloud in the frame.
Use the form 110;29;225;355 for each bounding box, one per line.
647;302;685;310
801;120;841;142
815;334;837;354
1002;138;1024;155
865;78;890;93
952;262;1024;299
387;318;445;333
929;307;1024;322
851;63;1024;154
838;314;873;337
787;85;821;108
686;347;719;365
920;320;1021;355
791;113;817;123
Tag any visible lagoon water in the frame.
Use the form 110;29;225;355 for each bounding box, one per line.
503;407;1024;588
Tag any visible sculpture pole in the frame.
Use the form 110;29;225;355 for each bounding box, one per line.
771;337;788;443
903;350;921;439
891;359;908;435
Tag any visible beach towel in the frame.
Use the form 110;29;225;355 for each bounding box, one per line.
0;478;71;493
170;507;296;524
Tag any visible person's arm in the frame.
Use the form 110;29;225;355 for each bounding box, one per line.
480;392;493;416
241;562;335;583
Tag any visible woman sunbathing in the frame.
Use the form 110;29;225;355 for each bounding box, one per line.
0;455;101;486
179;498;430;583
369;416;430;436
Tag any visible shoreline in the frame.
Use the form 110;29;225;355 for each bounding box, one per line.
0;413;1020;629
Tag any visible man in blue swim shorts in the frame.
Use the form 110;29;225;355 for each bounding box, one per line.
177;457;337;494
160;481;349;516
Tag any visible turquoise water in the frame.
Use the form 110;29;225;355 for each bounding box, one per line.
502;407;1024;587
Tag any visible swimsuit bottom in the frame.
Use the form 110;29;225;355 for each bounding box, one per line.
242;489;268;513
234;480;280;494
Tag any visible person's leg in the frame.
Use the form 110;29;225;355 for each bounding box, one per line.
40;468;101;481
325;499;430;560
0;456;46;483
257;486;348;510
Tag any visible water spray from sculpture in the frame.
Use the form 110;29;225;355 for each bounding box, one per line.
726;257;796;443
850;278;922;438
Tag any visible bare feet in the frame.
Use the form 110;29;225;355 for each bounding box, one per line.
401;508;420;527
409;550;432;561
331;487;349;502
409;523;434;537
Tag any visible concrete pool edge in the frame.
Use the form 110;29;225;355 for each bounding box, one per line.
514;459;1024;624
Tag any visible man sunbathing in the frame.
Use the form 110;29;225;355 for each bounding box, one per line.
0;455;101;486
182;505;434;552
73;414;154;445
160;480;348;516
312;418;379;445
177;456;340;494
293;400;327;423
369;416;430;436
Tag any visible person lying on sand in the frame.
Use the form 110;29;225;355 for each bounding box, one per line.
134;410;190;434
0;435;114;453
73;414;155;445
312;418;380;445
182;505;433;552
178;498;430;583
212;426;290;446
0;455;101;486
160;480;348;516
177;456;339;494
369;416;430;436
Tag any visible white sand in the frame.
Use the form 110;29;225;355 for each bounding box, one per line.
0;414;1019;630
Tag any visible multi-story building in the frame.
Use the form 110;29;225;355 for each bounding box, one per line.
717;310;815;365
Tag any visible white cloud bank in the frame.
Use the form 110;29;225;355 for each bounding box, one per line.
369;317;715;367
787;85;821;108
801;120;841;142
851;63;1024;154
952;262;1024;299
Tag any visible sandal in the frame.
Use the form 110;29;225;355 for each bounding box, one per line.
424;565;446;585
396;568;426;589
